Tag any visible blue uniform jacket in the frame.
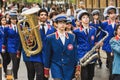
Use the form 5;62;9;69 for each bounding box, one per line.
73;26;97;60
110;37;120;74
4;25;20;54
102;21;116;53
90;20;103;42
29;24;55;63
0;26;5;53
45;32;77;80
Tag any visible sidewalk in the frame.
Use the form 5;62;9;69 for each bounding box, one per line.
2;49;109;80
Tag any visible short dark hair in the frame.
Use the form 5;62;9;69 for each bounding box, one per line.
115;24;120;35
74;18;78;22
107;8;116;14
79;13;89;20
38;9;48;16
49;11;58;19
92;13;99;16
0;16;6;25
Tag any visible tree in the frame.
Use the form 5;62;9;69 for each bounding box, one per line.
8;0;41;3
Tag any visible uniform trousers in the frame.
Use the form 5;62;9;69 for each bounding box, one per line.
112;74;120;80
106;52;113;80
1;52;11;75
25;61;47;80
81;63;95;80
9;53;20;79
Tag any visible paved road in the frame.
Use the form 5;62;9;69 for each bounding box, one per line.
2;50;109;80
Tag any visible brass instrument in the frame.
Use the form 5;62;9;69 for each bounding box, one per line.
17;8;42;57
80;27;108;66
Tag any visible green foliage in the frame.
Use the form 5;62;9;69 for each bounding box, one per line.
9;0;41;3
27;0;41;3
70;0;75;3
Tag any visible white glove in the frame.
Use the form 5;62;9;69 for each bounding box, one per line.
2;45;6;53
2;48;5;53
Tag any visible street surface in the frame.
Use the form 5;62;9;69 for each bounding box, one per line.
2;50;109;80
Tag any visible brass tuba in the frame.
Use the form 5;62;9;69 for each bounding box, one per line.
17;8;42;57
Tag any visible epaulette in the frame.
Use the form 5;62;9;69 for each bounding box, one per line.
68;32;75;37
68;33;76;42
89;26;94;29
47;32;55;37
72;33;76;42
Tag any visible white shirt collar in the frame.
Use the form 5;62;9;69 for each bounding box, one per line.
57;31;66;45
111;22;115;28
11;24;17;31
83;26;89;30
11;24;17;27
39;22;47;28
39;22;48;34
58;31;66;37
1;25;5;28
39;22;47;25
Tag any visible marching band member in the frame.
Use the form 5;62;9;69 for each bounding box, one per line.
74;18;81;30
73;10;97;80
19;7;35;80
0;16;11;77
110;24;120;80
65;18;74;34
4;12;21;80
103;5;119;20
102;6;118;80
22;8;55;80
5;13;11;24
44;14;77;80
90;10;103;68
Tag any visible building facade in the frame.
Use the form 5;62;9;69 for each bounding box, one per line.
77;0;120;9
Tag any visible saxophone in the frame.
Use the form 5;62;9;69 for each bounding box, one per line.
80;27;108;66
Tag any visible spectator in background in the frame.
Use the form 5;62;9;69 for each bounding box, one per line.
78;1;86;10
42;3;48;11
66;5;76;18
48;11;58;25
1;7;6;16
66;5;76;27
50;5;57;12
60;9;66;14
110;24;120;80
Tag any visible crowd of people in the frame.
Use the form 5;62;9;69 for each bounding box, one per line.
0;1;120;80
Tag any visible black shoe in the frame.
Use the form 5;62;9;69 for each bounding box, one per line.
99;62;102;68
98;59;102;68
106;64;109;69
